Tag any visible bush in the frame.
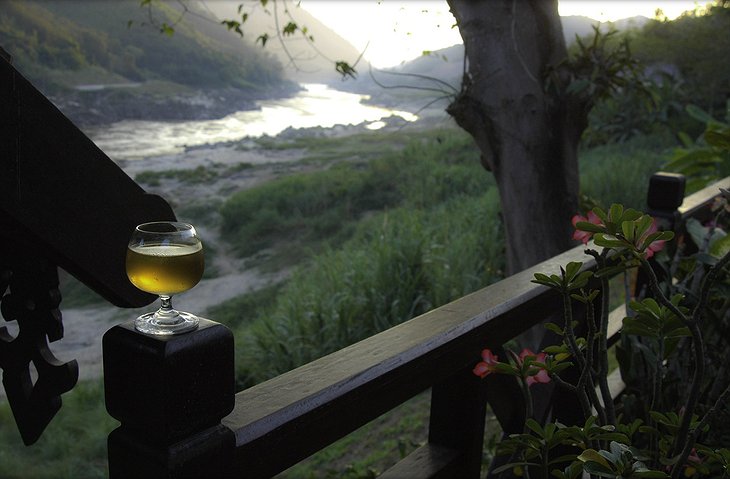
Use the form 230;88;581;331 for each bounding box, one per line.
580;133;672;210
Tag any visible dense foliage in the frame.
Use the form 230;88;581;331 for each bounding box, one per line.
582;2;730;146
631;3;730;118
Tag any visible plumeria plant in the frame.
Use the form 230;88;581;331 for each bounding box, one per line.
475;191;730;479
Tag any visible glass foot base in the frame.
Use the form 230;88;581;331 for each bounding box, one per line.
134;310;199;335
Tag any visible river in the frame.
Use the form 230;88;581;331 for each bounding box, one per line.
86;83;418;161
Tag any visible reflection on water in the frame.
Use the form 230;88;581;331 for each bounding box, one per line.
86;84;417;161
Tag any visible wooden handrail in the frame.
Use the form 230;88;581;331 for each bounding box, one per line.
221;176;729;478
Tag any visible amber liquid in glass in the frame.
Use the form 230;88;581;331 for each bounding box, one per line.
126;243;204;296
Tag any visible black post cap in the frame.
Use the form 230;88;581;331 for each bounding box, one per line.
103;319;235;442
647;172;686;212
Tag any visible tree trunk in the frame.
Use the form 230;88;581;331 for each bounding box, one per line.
446;0;588;274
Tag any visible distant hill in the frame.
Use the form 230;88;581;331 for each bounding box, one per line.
334;15;651;109
201;0;363;84
0;0;299;124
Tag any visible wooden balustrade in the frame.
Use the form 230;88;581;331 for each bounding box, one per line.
0;52;174;446
102;175;729;478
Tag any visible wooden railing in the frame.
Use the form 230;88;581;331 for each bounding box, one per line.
102;175;729;478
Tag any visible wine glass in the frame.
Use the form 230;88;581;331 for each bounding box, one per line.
126;221;204;335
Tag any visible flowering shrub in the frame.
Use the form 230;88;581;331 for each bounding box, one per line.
474;192;730;479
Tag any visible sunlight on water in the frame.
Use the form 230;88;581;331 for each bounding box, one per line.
86;84;417;161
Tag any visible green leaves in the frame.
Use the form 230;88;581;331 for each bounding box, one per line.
575;220;604;233
578;442;669;478
665;103;730;193
573;204;675;260
221;20;244;37
563;417;631;447
495;420;580;472
532;262;594;293
686;217;729;261
335;61;357;79
282;21;298;36
578;449;612;469
623;296;689;348
159;22;175;37
587;204;674;258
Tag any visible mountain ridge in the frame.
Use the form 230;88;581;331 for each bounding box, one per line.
0;0;305;124
330;14;652;107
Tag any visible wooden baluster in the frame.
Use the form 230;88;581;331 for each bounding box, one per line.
427;366;489;478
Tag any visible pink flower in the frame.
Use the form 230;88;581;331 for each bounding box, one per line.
518;349;551;387
473;348;499;378
641;218;665;258
571;211;602;244
683;448;702;477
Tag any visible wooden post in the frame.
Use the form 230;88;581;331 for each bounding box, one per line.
103;319;235;479
428;366;489;478
647;172;686;231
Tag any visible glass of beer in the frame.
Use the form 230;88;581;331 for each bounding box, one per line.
126;221;204;335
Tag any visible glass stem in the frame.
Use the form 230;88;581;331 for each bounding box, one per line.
157;295;178;322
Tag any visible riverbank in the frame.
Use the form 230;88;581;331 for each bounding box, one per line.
51;81;302;127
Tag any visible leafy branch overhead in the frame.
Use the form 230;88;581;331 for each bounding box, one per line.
137;0;359;79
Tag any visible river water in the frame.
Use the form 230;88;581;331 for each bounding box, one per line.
86;83;417;161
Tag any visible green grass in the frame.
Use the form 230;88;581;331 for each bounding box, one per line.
279;392;431;478
219;129;490;261
579;131;676;211
176;198;224;227
233;190;504;387
0;380;114;479
223;129;675;388
135;165;220;187
207;283;283;329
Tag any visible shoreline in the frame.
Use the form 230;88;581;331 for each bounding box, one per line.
32;104;456;389
54;81;303;128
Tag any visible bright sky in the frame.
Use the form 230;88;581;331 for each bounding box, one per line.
300;1;706;68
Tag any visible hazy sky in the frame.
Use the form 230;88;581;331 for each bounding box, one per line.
300;1;705;68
